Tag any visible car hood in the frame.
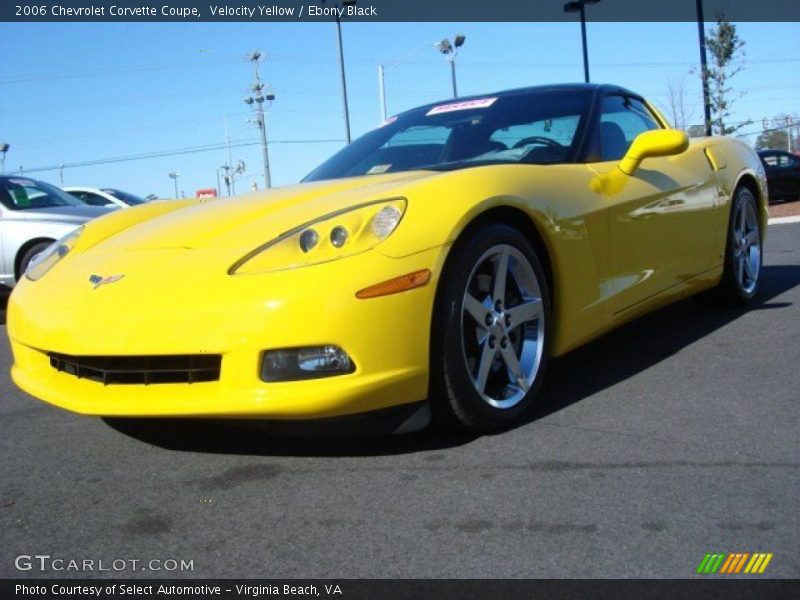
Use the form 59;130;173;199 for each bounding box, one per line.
20;205;118;223
88;171;442;255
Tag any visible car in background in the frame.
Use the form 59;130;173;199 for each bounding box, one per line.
64;187;147;209
0;176;117;287
757;150;800;202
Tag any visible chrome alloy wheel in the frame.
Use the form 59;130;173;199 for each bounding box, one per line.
461;244;545;409
733;197;761;295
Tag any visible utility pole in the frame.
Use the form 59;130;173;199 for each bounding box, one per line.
696;0;713;136
0;143;9;174
219;165;231;196
168;172;180;198
244;50;275;189
223;114;235;194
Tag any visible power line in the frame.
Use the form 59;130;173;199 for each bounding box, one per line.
17;138;345;175
3;52;798;85
735;121;799;138
0;54;244;84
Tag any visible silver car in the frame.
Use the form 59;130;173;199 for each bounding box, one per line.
1;175;117;287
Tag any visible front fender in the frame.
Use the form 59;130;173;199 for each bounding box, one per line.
378;163;614;356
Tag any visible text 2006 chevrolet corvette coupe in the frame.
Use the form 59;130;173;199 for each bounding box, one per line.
7;84;767;433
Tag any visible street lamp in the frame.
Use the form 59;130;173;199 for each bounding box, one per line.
168;172;180;198
321;0;356;144
0;143;9;174
435;34;466;98
563;0;601;83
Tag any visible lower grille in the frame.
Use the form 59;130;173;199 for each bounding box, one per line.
48;353;222;385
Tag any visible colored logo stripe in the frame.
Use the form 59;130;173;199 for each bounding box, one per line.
744;553;774;574
698;553;773;574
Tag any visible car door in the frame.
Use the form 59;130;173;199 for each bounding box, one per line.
587;94;722;314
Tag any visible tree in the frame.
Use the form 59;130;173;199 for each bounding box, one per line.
703;15;749;135
663;76;697;131
754;116;800;151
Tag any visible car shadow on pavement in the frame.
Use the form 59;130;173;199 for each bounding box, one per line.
102;264;800;456
522;263;799;427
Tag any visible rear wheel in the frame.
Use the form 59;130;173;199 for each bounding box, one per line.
431;224;551;432
712;187;762;306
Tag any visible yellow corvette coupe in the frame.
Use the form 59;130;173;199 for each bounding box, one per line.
7;84;767;433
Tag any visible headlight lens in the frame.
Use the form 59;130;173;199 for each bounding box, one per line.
25;226;83;281
372;205;402;239
230;198;406;275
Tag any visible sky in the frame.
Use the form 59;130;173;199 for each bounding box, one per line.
0;20;798;198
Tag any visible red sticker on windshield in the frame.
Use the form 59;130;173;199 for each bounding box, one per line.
426;97;497;116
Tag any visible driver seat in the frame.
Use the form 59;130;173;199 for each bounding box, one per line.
600;121;630;161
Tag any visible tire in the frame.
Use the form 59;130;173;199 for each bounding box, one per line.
711;187;763;306
430;223;551;432
18;241;54;280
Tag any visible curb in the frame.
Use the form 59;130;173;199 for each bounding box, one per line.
768;215;800;225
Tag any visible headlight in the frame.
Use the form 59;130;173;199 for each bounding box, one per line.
230;198;406;275
25;226;83;281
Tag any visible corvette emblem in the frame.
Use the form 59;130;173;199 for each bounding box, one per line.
89;274;124;289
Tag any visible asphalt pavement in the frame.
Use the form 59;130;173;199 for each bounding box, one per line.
1;223;798;579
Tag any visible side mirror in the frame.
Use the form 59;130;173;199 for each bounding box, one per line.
618;129;689;175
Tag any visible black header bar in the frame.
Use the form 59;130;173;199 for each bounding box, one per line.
2;0;799;23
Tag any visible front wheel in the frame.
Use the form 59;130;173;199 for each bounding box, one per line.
430;224;551;432
18;241;54;281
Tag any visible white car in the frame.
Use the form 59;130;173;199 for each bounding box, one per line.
1;176;116;287
64;187;147;209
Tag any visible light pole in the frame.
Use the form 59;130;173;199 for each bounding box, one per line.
435;34;466;98
321;0;356;143
378;43;431;122
0;143;9;174
564;0;601;83
168;172;180;198
244;51;275;189
695;0;713;136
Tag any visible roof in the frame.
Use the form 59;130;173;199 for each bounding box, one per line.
401;83;640;117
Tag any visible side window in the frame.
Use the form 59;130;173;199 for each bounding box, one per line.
74;191;113;206
599;95;661;161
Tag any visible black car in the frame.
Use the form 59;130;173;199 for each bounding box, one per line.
757;149;800;202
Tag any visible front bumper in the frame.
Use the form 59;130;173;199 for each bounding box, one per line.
7;246;445;419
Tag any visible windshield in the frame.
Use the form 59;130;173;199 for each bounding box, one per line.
304;89;592;182
102;188;146;206
0;176;84;210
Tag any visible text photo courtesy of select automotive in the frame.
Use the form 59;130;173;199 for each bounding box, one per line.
1;1;799;588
